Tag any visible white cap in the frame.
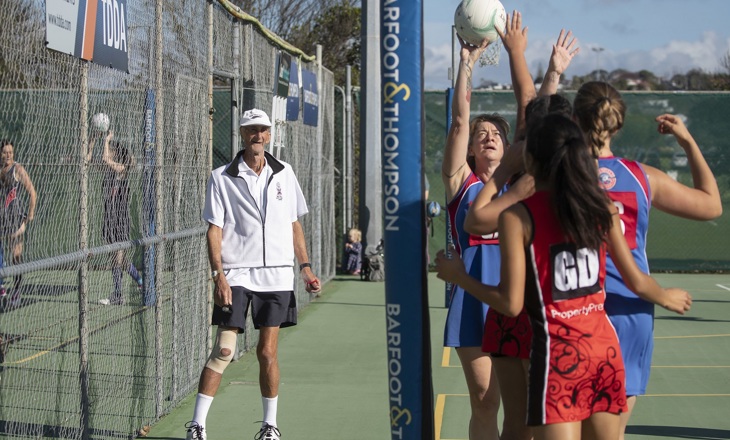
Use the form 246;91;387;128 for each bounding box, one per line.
240;108;272;127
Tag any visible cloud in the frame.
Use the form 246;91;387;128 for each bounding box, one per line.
648;32;730;74
579;31;730;79
424;43;454;89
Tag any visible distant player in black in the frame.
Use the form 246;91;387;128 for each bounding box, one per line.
0;139;37;306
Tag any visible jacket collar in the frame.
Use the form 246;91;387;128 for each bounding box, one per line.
225;149;285;177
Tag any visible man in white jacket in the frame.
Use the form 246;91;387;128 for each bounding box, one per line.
185;108;321;440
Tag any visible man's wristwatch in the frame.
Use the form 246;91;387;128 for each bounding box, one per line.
299;262;312;272
211;270;221;279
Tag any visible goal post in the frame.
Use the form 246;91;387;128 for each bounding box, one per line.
380;1;435;439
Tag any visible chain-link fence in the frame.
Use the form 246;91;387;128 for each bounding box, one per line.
424;90;730;272
0;1;335;438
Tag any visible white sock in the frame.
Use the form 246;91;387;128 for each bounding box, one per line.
192;393;214;428
262;395;278;427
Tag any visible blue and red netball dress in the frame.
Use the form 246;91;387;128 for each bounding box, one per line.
598;156;653;396
444;172;501;347
522;191;627;425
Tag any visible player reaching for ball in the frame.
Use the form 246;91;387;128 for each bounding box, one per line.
441;31;509;440
87;130;144;305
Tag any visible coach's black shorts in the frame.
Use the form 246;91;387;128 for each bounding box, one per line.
211;286;297;332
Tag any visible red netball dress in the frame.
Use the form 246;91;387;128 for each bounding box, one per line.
521;191;627;425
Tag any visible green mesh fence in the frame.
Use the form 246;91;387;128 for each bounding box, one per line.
424;90;730;272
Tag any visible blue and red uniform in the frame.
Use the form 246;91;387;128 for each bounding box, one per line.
598;156;653;396
444;173;501;347
522;191;627;425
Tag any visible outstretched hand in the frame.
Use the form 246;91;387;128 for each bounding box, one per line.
661;288;692;315
656;114;693;147
497;10;528;55
547;29;580;76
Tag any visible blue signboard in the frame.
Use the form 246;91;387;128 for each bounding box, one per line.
301;69;318;126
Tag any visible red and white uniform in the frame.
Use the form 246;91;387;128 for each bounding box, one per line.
522;191;627;425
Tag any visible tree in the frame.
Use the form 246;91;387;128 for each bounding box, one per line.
722;50;730;73
285;2;362;86
228;0;355;49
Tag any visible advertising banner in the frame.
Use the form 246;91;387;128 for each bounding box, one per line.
301;69;318;127
46;0;129;72
380;0;434;439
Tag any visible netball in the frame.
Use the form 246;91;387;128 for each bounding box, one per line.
453;0;507;46
92;112;110;132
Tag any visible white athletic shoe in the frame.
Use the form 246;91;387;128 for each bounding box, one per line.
185;421;207;440
254;423;281;440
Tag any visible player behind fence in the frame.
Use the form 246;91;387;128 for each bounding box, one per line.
0;139;37;306
87;131;144;305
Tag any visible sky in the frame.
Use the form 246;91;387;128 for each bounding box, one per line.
423;0;730;90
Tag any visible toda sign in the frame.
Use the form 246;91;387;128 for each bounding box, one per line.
46;0;129;73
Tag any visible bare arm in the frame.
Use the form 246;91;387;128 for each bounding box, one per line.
293;220;321;293
647;114;722;220
207;223;231;308
442;36;489;201
498;11;534;143
605;207;692;314
464;139;530;235
436;205;529;317
537;29;579;97
465;171;534;235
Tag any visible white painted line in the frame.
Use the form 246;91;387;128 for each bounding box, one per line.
716;284;730;292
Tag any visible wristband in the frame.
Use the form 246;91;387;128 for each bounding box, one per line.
299;262;312;272
211;270;220;279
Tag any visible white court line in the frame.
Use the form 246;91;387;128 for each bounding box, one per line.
716;284;730;292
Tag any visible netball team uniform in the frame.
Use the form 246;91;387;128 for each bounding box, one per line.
444;172;501;347
598;156;653;396
0;164;27;238
102;167;131;244
522;191;627;425
482;304;532;359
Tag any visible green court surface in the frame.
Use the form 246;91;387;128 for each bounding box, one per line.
145;273;730;440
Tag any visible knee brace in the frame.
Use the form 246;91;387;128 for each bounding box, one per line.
205;328;237;374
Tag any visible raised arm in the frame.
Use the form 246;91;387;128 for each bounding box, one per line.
497;11;534;143
537;29;580;97
605;205;692;314
442;36;488;201
647;114;722;220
